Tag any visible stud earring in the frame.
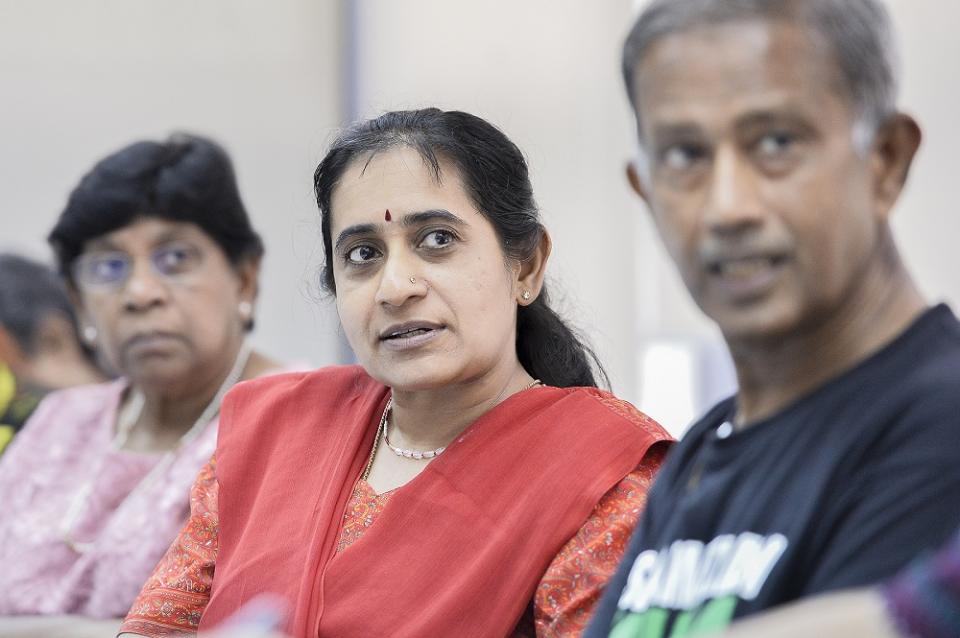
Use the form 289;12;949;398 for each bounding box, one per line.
238;300;252;319
82;325;98;343
521;291;532;301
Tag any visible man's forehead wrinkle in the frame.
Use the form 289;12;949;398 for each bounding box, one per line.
636;20;844;130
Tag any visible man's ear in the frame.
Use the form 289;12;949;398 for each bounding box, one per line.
517;230;552;305
870;113;922;221
626;158;651;205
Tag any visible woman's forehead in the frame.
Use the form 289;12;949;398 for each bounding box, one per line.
84;217;209;252
330;148;476;231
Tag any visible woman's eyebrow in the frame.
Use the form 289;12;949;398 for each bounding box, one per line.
334;223;378;253
400;209;466;228
84;238;121;253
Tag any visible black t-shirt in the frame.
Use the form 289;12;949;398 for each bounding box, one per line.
586;305;960;638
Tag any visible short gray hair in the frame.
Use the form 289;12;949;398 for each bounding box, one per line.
623;0;899;146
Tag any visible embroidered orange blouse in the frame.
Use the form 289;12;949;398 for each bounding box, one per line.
121;446;666;638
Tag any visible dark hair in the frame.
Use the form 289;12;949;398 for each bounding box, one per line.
313;108;607;389
0;253;81;356
622;0;897;142
48;133;264;282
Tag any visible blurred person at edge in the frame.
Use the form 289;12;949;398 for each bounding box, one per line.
586;1;960;637
119;108;672;638
711;526;960;638
0;253;106;455
0;134;284;638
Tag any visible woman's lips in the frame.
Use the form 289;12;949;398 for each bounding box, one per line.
379;324;446;352
123;332;184;356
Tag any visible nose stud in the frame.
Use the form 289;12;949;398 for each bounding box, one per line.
409;276;417;284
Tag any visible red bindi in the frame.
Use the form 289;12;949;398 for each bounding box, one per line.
384;209;392;222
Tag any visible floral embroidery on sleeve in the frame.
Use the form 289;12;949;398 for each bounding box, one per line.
534;445;668;637
119;457;220;637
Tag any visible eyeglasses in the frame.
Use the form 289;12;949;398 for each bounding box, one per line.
72;242;206;291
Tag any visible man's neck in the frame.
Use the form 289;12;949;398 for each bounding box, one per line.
728;264;926;428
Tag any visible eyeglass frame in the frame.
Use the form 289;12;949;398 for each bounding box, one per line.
71;241;208;293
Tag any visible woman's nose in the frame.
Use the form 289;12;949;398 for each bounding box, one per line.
374;253;426;307
122;259;170;311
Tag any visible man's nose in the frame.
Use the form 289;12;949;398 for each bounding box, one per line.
702;146;766;236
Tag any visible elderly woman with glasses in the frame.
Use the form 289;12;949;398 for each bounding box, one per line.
0;134;282;637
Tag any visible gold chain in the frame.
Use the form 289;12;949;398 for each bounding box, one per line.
360;400;389;481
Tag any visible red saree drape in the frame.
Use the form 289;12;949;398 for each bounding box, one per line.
202;366;666;637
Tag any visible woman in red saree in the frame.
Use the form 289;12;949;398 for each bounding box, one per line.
120;109;671;638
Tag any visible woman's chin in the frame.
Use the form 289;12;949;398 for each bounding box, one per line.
124;359;193;390
366;366;458;394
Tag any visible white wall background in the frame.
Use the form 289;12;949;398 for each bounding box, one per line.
0;0;346;368
0;1;956;434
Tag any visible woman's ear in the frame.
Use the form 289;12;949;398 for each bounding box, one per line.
0;327;25;369
66;284;96;345
517;230;551;305
235;255;262;307
233;255;262;330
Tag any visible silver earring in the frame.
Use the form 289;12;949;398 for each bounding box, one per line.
521;291;531;301
82;325;98;343
238;300;252;319
409;276;417;284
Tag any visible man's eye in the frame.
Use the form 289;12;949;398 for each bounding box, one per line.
347;245;380;264
756;131;796;157
660;144;705;171
419;230;456;249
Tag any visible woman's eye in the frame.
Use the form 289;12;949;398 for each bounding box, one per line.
93;258;127;281
419;230;455;249
154;245;200;275
346;245;381;264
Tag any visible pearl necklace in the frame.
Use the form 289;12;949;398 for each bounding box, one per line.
382;397;445;460
360;379;542;481
381;378;543;461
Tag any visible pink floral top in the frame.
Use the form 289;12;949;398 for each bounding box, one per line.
0;380;220;618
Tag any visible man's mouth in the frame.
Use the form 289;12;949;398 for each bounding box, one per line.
709;254;787;278
703;252;791;301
